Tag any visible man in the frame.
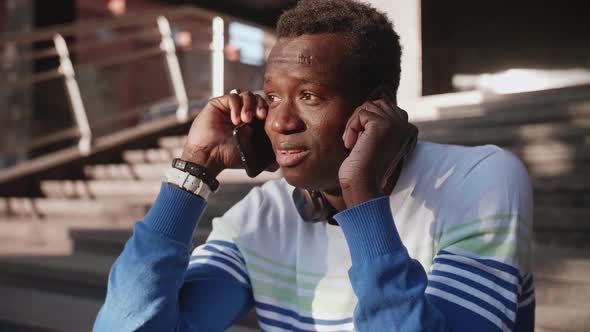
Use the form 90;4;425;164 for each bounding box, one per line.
94;0;534;331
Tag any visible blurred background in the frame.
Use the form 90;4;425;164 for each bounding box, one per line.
0;0;589;331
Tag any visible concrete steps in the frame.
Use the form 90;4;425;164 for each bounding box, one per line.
122;147;183;163
0;284;104;332
0;285;257;332
414;97;590;130
0;215;138;255
535;305;590;332
0;168;259;330
70;223;212;256
0;251;259;331
83;163;280;182
0;221;73;256
0;197;150;220
158;135;188;149
1;161;264;330
39;176;263;199
534;207;590;232
39;179;161;200
534;279;590;306
420;122;590;147
2;174;256;257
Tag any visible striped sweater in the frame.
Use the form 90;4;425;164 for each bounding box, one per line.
94;142;535;331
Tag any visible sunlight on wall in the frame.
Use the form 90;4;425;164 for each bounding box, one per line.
455;68;590;95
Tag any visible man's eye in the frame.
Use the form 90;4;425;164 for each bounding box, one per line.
267;95;278;103
302;93;316;101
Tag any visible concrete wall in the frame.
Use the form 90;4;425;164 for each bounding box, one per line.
369;0;422;101
422;0;590;95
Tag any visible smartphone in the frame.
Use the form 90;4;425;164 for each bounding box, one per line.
233;118;276;178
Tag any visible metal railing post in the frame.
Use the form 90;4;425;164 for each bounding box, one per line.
53;34;92;155
211;16;224;97
157;16;189;122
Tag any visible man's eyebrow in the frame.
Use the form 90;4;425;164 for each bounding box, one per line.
298;78;324;86
264;76;325;86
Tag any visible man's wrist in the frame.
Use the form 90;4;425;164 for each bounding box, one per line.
181;145;223;178
341;180;379;208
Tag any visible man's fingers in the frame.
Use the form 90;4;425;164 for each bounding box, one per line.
344;113;362;149
370;99;394;119
371;99;407;122
255;94;268;120
343;102;387;149
343;104;368;149
239;91;257;123
226;93;243;125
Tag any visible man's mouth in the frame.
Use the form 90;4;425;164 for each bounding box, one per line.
275;149;310;167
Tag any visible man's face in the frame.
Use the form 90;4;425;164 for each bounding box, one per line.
263;33;356;192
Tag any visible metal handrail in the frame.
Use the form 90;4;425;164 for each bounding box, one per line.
9;127;81;154
0;5;276;182
54;34;93;155
158;16;189;122
1;69;62;89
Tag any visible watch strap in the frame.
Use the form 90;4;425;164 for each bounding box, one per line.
165;167;212;200
172;158;220;192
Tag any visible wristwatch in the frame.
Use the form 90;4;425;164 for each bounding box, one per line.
165;167;213;200
171;158;219;192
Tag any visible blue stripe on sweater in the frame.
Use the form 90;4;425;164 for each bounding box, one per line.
189;254;249;282
434;257;518;293
207;239;240;251
431;269;517;309
255;301;353;326
258;315;313;332
200;244;246;265
438;250;520;276
428;280;515;329
258;315;352;332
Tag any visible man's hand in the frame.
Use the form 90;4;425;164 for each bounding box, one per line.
339;98;418;208
181;90;268;178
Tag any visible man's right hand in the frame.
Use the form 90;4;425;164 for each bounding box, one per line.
181;90;268;178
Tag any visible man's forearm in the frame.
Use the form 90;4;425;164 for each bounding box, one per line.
93;183;207;331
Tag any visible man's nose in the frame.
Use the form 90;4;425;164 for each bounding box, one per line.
270;101;305;134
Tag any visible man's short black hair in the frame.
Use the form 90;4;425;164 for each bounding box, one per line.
276;0;402;98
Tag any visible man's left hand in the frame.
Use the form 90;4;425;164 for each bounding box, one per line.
339;99;418;208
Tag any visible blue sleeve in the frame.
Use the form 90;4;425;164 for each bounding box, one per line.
334;197;447;331
334;196;531;332
93;183;253;331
